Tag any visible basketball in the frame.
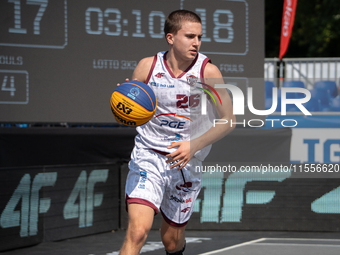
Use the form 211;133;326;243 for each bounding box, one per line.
110;80;157;126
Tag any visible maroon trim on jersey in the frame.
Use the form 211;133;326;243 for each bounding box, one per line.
126;195;159;214
163;51;199;79
200;58;211;79
161;208;188;227
145;55;158;84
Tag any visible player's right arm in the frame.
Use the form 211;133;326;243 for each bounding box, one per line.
131;56;155;83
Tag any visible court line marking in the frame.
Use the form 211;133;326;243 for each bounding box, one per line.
198;237;340;255
253;243;340;248
198;238;266;255
261;238;340;242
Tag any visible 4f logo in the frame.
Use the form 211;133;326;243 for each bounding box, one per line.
155;72;165;78
0;173;57;237
117;102;132;115
63;170;108;228
181;207;191;213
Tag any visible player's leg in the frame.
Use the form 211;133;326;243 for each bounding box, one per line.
119;203;154;255
121;146;165;254
161;217;186;254
160;157;202;254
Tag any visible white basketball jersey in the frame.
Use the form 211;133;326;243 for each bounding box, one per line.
135;51;216;161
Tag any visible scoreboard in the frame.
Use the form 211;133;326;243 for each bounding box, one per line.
0;0;264;123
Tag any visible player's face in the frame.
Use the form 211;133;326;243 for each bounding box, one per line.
171;21;202;61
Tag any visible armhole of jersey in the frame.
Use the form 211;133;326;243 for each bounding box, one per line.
200;58;211;79
145;55;158;84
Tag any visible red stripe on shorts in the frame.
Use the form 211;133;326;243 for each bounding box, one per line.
126;195;159;214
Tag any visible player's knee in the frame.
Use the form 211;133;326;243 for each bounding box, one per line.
162;230;185;252
165;241;186;255
164;241;177;253
127;225;150;244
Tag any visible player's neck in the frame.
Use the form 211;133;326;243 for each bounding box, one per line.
165;50;194;77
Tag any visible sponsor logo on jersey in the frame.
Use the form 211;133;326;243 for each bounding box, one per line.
150;82;174;88
155;72;165;78
155;113;192;129
170;195;185;203
160;120;185;129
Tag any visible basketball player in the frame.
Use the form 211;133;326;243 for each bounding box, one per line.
119;10;235;255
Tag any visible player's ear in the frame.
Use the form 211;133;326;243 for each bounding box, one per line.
166;33;174;45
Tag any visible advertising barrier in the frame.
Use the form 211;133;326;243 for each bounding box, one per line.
0;163;120;251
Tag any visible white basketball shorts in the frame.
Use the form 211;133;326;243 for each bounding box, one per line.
125;145;202;227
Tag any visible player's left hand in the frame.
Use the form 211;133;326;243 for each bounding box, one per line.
166;141;195;170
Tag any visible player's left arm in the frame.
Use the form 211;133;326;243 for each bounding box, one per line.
166;62;236;169
192;62;236;149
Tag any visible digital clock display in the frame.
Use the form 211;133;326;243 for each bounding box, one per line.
0;0;67;48
0;0;264;123
83;0;248;54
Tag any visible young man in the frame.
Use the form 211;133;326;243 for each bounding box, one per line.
119;10;235;255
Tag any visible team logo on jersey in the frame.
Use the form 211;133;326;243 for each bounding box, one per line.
127;87;140;100
176;182;196;193
186;73;198;86
155;72;165;78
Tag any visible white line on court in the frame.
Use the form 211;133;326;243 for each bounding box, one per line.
198;238;267;255
198;237;340;255
261;238;340;242
253;243;340;248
